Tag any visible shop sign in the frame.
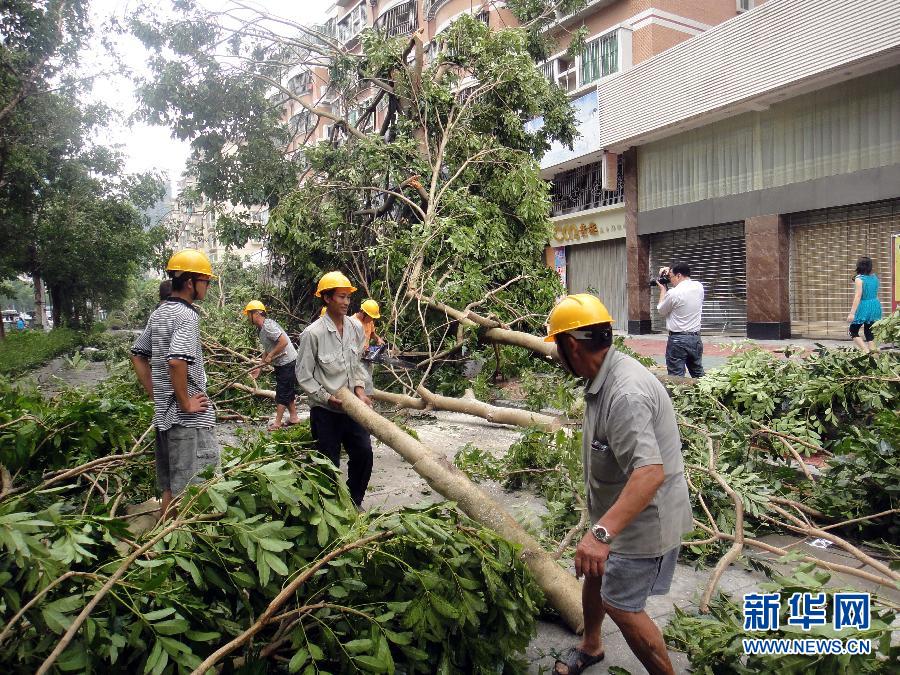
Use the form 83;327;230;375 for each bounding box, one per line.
552;219;625;244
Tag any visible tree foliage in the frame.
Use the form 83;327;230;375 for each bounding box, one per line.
0;0;165;328
0;380;543;672
130;2;582;391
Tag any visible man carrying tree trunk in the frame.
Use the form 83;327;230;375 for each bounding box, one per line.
546;294;693;675
130;249;220;519
243;300;300;431
296;271;374;507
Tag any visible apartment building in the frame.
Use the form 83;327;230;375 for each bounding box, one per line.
281;1;767;326
597;0;900;338
166;175;267;266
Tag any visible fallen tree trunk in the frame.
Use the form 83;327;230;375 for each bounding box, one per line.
414;386;560;431
336;387;584;633
233;383;562;431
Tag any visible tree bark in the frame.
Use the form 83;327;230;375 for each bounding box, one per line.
32;271;46;331
233;383;562;432
416;385;561;431
336;388;584;633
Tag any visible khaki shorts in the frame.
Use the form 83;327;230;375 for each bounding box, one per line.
154;425;220;496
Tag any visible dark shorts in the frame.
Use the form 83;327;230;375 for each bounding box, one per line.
155;425;220;496
273;360;297;406
599;546;680;613
665;333;704;378
849;322;874;342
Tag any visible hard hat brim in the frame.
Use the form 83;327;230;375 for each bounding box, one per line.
315;285;358;298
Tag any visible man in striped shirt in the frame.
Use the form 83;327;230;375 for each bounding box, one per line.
131;249;220;518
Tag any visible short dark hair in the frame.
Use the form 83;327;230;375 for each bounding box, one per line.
559;322;613;353
169;272;206;291
671;262;691;277
158;280;172;301
855;256;873;276
320;288;335;302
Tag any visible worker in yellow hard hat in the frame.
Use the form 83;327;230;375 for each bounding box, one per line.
295;271;373;506
352;299;385;395
546;294;691;675
243;301;300;431
130;249;220;520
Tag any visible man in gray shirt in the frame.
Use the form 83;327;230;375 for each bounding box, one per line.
244;300;300;431
296;271;373;506
547;294;692;675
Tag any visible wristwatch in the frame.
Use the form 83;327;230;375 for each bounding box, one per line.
591;524;613;544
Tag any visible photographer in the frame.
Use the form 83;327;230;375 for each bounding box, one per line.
655;262;705;378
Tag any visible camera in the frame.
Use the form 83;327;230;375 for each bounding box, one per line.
649;273;670;288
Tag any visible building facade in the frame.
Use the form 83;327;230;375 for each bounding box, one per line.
166;175;267;266
283;1;760;326
597;0;900;338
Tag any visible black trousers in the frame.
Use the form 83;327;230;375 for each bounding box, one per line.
309;405;373;506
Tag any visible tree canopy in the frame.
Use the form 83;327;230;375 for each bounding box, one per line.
0;0;165;328
131;1;583;386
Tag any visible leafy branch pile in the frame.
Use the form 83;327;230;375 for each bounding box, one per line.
0;385;543;673
665;564;898;674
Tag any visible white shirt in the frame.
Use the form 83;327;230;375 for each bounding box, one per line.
657;278;704;333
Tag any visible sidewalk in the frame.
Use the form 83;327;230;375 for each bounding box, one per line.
619;332;852;370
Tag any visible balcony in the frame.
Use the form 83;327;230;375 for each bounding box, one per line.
376;0;418;39
550;157;624;217
337;2;368;45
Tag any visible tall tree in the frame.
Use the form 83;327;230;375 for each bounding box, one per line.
0;1;164;329
131;1;583;381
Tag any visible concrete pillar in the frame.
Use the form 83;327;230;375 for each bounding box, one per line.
624;148;651;334
745;214;791;339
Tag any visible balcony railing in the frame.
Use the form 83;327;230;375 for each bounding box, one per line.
377;0;417;38
550;157;624;217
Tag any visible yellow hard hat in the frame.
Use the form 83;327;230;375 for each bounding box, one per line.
242;300;266;315
545;294;614;342
360;299;380;319
167;248;216;279
315;271;357;297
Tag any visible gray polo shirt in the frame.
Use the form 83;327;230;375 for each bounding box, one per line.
295;314;367;412
259;318;297;367
583;346;693;558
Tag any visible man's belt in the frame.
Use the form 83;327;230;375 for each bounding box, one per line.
668;331;700;335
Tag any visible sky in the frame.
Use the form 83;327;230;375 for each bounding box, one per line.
86;0;334;193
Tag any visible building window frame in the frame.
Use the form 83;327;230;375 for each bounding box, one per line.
579;29;619;88
376;0;418;38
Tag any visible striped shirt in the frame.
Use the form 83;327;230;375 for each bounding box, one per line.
131;298;215;430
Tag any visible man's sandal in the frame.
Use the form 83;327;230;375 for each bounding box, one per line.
553;646;605;675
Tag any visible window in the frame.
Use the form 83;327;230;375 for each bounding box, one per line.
549;157;624;216
476;10;489;26
287;71;312;96
337;2;367;43
580;30;618;86
737;0;753;12
376;0;417;38
289;110;314;136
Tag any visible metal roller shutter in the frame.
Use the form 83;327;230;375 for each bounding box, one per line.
649;222;747;336
566;239;627;325
789;199;898;338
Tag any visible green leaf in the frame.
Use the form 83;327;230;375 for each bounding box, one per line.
289;648;309;673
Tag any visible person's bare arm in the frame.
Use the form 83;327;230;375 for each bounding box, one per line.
168;358;209;413
847;278;863;322
131;354;153;398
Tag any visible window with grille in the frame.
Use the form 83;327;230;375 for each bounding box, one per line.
338;2;367;43
288;110;314;136
580;30;618;86
287;71;312;96
376;0;417;38
549;156;624;216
